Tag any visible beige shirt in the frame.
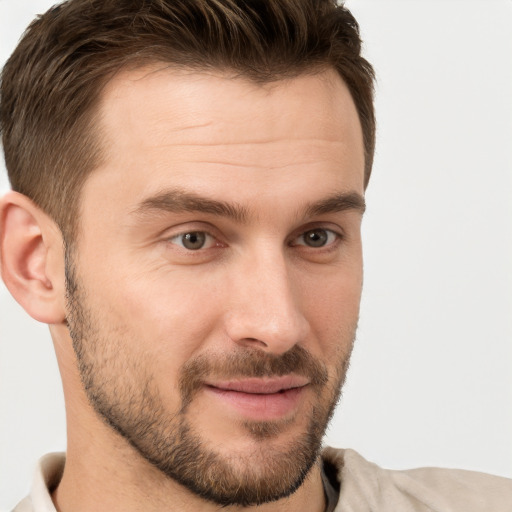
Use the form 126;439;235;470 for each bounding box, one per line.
13;447;512;511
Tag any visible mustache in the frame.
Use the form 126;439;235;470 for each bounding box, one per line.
179;345;328;406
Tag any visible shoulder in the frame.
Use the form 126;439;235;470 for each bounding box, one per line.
11;496;33;512
11;453;65;512
322;446;512;512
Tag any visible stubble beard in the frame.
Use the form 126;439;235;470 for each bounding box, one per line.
65;256;355;507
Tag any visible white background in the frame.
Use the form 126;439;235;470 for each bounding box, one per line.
1;0;511;509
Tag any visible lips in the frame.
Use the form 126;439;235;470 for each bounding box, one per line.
205;376;309;394
203;376;310;421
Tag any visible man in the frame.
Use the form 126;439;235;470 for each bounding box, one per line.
0;1;510;511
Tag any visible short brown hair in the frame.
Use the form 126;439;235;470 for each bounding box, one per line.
1;0;375;240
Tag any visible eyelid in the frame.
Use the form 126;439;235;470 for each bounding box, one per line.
168;230;218;250
161;222;225;250
289;225;343;248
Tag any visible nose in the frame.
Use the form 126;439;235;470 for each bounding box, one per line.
224;248;310;355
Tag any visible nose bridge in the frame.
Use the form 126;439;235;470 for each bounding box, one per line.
225;244;309;354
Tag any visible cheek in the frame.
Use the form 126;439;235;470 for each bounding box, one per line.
299;263;362;348
100;267;225;365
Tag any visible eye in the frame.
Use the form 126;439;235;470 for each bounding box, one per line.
169;231;215;250
293;228;339;248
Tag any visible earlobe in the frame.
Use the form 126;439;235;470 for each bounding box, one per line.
0;191;66;324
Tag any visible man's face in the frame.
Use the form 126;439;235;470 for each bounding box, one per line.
66;67;365;506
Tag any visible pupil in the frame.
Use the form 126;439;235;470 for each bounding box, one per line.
183;232;206;250
305;229;327;247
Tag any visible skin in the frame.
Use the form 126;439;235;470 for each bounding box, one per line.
0;67;365;512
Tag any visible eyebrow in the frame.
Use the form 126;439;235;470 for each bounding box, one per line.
304;191;366;217
131;188;365;223
131;189;249;223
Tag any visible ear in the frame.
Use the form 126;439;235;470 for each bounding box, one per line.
0;191;66;324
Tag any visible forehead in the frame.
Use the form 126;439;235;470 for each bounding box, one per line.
83;66;365;219
97;64;363;163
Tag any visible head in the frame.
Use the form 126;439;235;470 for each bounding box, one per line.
0;0;374;508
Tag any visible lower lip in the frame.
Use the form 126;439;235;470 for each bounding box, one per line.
204;386;306;421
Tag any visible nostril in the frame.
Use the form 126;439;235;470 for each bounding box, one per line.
238;337;268;348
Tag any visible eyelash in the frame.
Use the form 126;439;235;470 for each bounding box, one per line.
290;228;341;249
168;231;220;251
167;227;342;252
